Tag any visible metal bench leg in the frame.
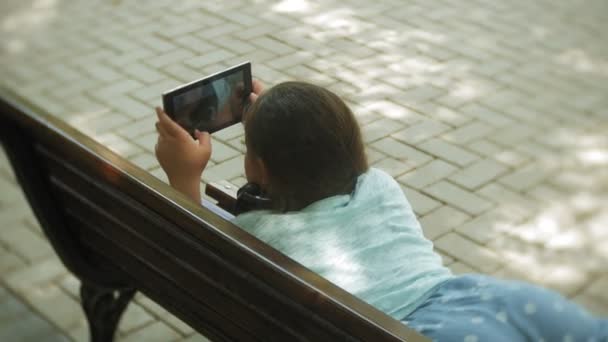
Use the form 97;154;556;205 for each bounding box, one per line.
80;282;136;342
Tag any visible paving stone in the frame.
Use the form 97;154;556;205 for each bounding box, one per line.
96;133;145;158
130;131;158;154
441;121;495;144
212;124;244;141
466;139;502;157
371;137;433;166
491;249;590;297
435;233;501;273
0;177;27;207
96;79;145;101
448;262;477;275
417;138;480;166
476;183;538;211
107;49;157;68
571;294;608;317
525;184;565;204
130;79;182;102
493;149;530;167
400;185;441;216
396;84;445;104
448;158;508;190
117;116;157;139
58;273;81;299
209;140;240;164
201;156;245;184
83;63;122;83
488;123;538;146
163;63;207;83
121;63;166;84
391;119;451;145
419;104;472;127
398;159;458;190
163;313;195;335
0;293;29;323
365;147;386;164
361;118;405;143
514;140;558;160
67;321;90;342
119;302;156;334
134;294;169;318
110;96;153;119
130;152;160;171
71;112;133;136
586;275;608;302
362;100;422;123
226;136;246;153
372;158;415;178
423;181;493;215
250;37;295;55
0;223;54;262
459;103;514;127
145;49;196;69
498;163;550;191
213;37;257;55
0;248;25;274
120;321;180;342
150;167;170;184
23;284;84;331
420;205;471;240
434;250;455;266
0;204;35;228
454;209;514;244
0;305;70;342
286;65;336;86
5;257;66;293
184;50;236;69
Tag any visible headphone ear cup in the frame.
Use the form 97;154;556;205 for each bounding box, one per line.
237;182;262;198
235;183;272;214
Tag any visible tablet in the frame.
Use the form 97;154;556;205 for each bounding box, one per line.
162;62;252;136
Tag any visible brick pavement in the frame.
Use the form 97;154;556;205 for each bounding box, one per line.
1;0;607;340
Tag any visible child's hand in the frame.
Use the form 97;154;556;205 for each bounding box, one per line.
250;79;264;103
243;79;264;121
155;107;211;201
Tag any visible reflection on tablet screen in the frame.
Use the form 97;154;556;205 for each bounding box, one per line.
172;71;245;134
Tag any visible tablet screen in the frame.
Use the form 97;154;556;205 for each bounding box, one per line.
164;62;251;135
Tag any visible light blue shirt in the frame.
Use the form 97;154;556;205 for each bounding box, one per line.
233;168;453;319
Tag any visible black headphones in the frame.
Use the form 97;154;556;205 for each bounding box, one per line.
234;183;272;214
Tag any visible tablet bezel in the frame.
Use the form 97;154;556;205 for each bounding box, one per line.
162;61;252;135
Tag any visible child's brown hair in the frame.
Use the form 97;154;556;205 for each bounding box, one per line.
244;81;368;212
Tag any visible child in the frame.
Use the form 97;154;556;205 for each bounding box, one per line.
155;81;607;341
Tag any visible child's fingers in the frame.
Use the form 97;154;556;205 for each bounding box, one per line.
156;107;189;138
252;79;264;95
155;121;169;137
195;129;211;148
249;93;258;103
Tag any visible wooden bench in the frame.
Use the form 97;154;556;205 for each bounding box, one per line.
0;89;428;342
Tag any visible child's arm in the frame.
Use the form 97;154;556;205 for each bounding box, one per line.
155;107;212;203
154;79;264;204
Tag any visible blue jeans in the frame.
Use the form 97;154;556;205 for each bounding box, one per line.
402;274;608;342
